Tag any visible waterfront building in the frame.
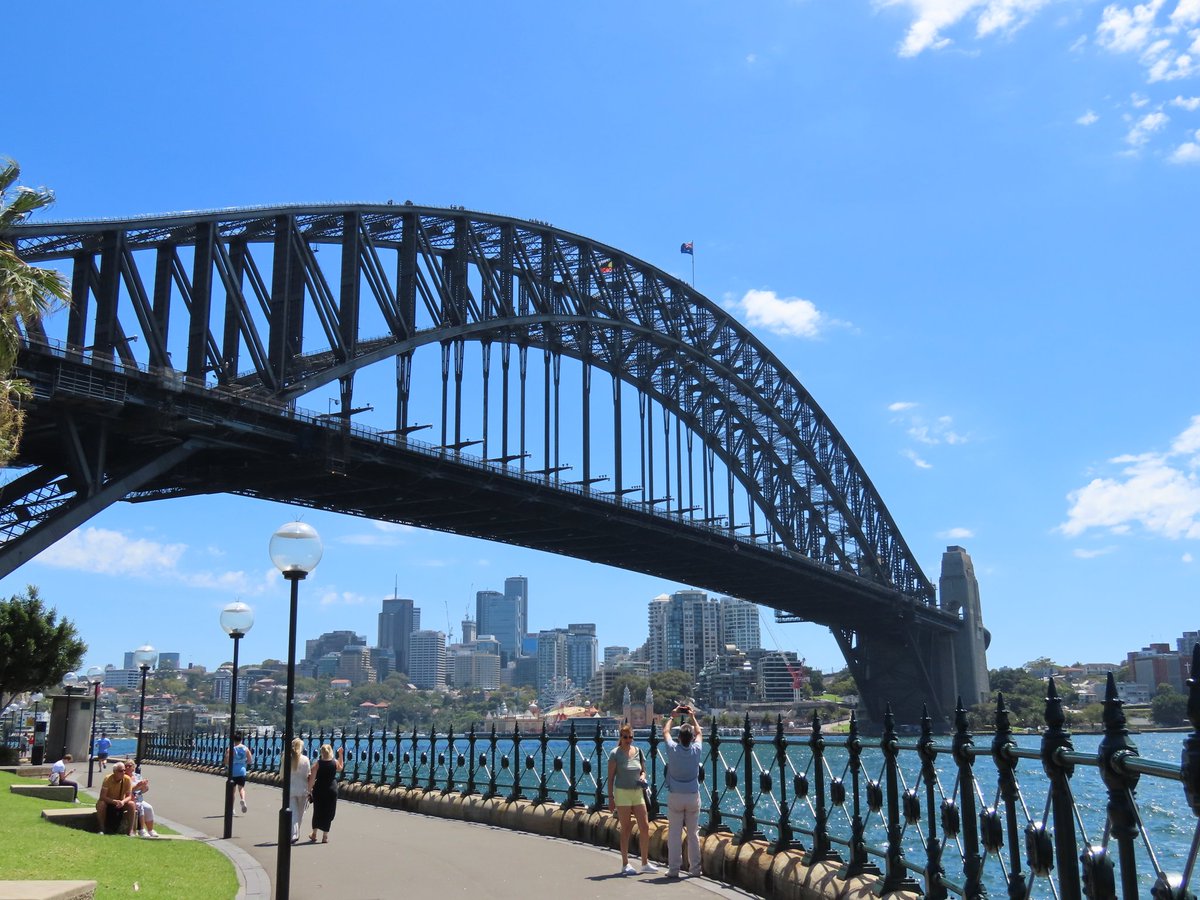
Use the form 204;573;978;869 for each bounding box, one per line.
696;646;758;708
750;649;803;704
1127;643;1186;693
212;668;251;704
718;597;761;651
647;590;719;677
409;630;447;690
378;596;419;678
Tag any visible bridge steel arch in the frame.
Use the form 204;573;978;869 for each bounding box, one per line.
3;204;968;727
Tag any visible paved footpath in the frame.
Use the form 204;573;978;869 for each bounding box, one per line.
135;763;755;900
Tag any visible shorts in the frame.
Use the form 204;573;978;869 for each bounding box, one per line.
231;775;247;787
614;786;645;807
97;753;109;761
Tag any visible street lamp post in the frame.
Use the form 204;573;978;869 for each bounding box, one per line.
270;522;322;900
220;601;255;840
85;667;104;787
29;692;43;765
59;672;79;760
132;645;156;772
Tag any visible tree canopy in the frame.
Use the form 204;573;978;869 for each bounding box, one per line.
0;586;86;710
0;158;69;464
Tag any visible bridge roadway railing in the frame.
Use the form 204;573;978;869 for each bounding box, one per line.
20;333;866;568
146;665;1200;899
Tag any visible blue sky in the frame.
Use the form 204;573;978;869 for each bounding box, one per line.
4;0;1198;681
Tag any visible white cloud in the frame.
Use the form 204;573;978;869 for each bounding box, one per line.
319;590;369;607
1183;552;1195;563
1097;0;1167;55
1169;134;1200;160
1126;110;1170;144
1170;95;1200;110
907;414;970;445
746;53;758;64
940;526;976;539
730;289;830;338
37;526;266;593
1073;546;1117;558
1077;110;1101;125
904;448;933;469
1172;0;1200;26
1131;92;1152;108
1060;415;1200;540
889;401;919;411
339;520;414;547
876;0;1053;57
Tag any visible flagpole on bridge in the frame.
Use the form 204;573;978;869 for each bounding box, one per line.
681;241;694;288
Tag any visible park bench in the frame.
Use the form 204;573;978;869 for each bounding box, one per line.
0;880;97;899
8;785;76;802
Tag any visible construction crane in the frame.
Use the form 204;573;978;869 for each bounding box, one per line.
444;600;455;644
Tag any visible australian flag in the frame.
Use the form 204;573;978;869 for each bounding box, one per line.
680;241;693;255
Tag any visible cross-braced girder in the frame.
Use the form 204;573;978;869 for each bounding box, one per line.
6;204;960;723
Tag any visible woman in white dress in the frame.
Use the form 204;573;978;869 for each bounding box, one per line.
283;738;312;844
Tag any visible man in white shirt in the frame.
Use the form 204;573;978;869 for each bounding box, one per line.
50;754;79;802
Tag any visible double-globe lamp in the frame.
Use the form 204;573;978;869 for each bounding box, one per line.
85;666;104;787
220;601;254;840
270;521;322;900
132;644;156;772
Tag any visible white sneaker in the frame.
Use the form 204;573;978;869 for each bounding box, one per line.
148;830;159;838
138;828;148;838
621;864;637;876
240;799;247;813
640;863;660;874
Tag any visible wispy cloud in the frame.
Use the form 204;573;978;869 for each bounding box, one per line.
875;0;1054;58
1060;415;1200;540
889;401;971;468
940;527;976;539
728;289;846;339
37;527;270;594
1077;110;1100;125
904;448;933;469
1169;128;1200;161
1170;95;1200;110
319;590;370;607
1126;110;1170;146
1073;546;1117;559
339;520;414;547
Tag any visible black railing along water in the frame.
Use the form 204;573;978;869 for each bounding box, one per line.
146;661;1200;899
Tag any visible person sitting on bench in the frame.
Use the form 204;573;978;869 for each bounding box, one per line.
95;762;136;834
130;768;159;838
49;754;79;802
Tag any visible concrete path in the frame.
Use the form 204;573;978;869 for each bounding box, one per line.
135;764;755;900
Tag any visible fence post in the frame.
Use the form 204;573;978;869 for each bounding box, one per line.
804;711;836;864
770;716;794;853
466;724;478;797
487;723;499;800
365;724;375;784
879;703;919;894
509;721;523;801
838;712;873;877
647;722;661;820
1041;677;1081;900
991;694;1027;899
410;724;420;790
563;720;579;810
536;721;549;805
445;726;456;794
1093;673;1139;900
592;723;605;812
427;723;438;792
951;700;985;899
737;713;763;843
706;718;729;834
919;705;947;900
392;724;402;788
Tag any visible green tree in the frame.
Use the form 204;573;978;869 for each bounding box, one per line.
0;586;86;710
1151;684;1188;727
0;160;69;464
649;670;696;712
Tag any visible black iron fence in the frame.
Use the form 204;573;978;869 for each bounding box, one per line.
146;667;1200;899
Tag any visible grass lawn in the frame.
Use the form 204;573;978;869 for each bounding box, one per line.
0;772;238;899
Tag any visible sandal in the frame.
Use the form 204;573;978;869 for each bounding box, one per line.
321;837;329;844
308;833;316;843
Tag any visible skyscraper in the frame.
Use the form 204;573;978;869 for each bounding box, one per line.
718;597;761;651
477;586;524;663
504;575;528;644
647;590;719;677
565;624;598;694
408;630;446;690
535;629;568;695
378;597;419;678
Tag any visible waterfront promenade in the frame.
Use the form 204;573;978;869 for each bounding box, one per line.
144;763;757;900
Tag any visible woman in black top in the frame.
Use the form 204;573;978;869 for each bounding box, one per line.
307;743;344;843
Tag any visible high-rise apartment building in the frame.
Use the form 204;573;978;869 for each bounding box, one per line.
718;597;761;651
604;646;630;668
566;624;598;693
505;576;529;642
536;629;568;694
647;590;719;677
378;597;420;678
408;630;446;690
477;585;525;662
305;631;365;667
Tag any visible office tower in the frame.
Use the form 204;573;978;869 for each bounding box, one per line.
718;597;761;651
378;596;419;678
453;650;501;690
939;546;990;707
461;618;477;644
477;589;523;662
123;651;135;670
305;631;365;665
368;647;395;682
157;652;181;671
409;630;447;690
337;645;375;686
504;576;529;645
647;590;719;677
566;624;598;694
536;629;568;694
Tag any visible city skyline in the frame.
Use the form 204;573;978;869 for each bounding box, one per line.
4;2;1198;682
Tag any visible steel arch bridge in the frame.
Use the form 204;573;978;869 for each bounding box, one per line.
3;204;967;725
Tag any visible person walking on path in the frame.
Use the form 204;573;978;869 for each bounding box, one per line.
607;723;658;876
662;704;703;879
307;743;343;843
94;734;111;771
224;731;253;814
50;753;79;802
284;738;312;844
